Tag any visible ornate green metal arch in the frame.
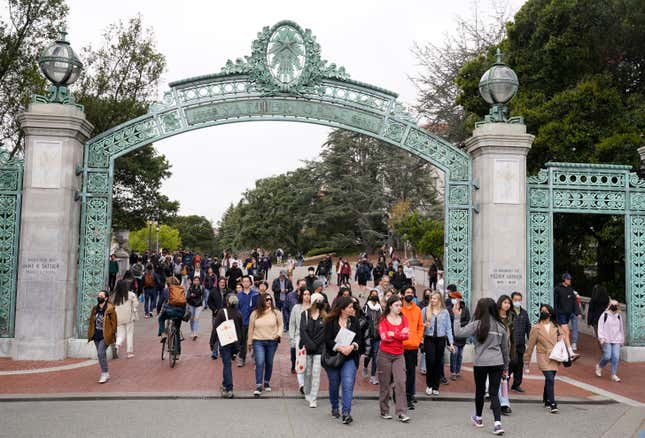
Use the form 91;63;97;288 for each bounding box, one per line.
527;162;645;345
76;21;473;335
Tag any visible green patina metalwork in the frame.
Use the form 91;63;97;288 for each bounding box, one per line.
527;162;645;345
75;20;474;336
0;151;23;337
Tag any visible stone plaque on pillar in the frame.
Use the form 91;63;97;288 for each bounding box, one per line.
494;159;520;204
31;140;62;189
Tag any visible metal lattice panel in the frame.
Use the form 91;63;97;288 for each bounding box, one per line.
0;152;22;337
76;20;474;336
527;162;645;345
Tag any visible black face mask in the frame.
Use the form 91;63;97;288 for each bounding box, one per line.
97;297;106;304
539;311;550;320
424;295;430;301
404;295;414;303
369;296;379;302
609;305;618;312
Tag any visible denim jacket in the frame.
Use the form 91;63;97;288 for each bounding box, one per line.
421;307;454;345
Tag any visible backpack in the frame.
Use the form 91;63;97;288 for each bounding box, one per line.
168;285;187;306
143;272;155;288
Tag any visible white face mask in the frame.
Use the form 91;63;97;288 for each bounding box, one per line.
512;301;521;308
451;298;458;305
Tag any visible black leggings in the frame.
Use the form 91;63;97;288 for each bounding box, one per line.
474;365;503;422
424;336;446;390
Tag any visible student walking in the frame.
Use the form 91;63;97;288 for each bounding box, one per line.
87;290;117;384
595;299;625;382
213;294;243;398
377;295;411;423
112;280;138;359
300;292;327;408
289;286;311;391
248;293;283;396
400;286;424;410
362;289;382;385
453;298;509;435
186;276;204;340
422;292;454;396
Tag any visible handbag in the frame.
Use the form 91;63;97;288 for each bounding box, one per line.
295;312;308;374
322;345;345;368
216;309;238;347
549;329;573;366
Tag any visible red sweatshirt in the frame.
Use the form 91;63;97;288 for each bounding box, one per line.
378;314;409;355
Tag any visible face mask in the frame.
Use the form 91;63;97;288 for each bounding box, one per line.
299;286;307;293
404;295;414;303
424;295;430;301
609;305;618;312
539;311;550;320
369;296;379;302
512;301;521;308
451;298;458;305
97;297;106;304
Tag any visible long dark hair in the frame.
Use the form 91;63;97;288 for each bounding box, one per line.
539;303;558;325
591;284;609;303
380;295;401;322
255;293;275;317
472;298;503;343
326;296;354;322
112;280;130;306
497;294;512;314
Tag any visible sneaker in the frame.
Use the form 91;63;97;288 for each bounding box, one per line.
471;415;484;428
432;389;439;396
331;409;340;419
407;401;415;410
223;390;234;399
441;376;449;385
253;385;262;397
127;353;135;359
341;415;353;425
299;385;304;395
369;376;379;385
595;364;602;377
362;367;369;378
611;375;621;382
398;414;411;423
549;404;559;414
493;423;504;435
456;373;462;378
510;386;524;393
412;395;418;404
264;383;271;392
571;343;577;351
425;387;433;396
309;400;317;408
98;372;110;384
450;373;457;381
380;413;393;420
420;369;427;375
501;406;512;415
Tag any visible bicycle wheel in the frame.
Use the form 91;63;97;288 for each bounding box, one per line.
169;327;177;368
161;336;166;361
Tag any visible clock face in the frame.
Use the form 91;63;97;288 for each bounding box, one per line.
267;24;306;85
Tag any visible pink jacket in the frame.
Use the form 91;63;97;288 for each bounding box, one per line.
597;311;625;344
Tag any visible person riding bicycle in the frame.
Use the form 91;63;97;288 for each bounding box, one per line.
158;276;187;359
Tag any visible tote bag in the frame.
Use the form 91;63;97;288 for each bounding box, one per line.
295;312;308;374
216;309;238;347
549;339;569;362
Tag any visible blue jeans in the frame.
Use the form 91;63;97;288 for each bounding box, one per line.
598;342;621;375
363;339;380;377
450;344;464;374
203;288;212;308
252;340;278;385
220;344;235;391
144;287;157;315
542;370;557;405
282;307;290;332
187;305;201;334
325;359;357;415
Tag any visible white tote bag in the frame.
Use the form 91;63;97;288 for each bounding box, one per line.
549;339;569;362
216;309;238;347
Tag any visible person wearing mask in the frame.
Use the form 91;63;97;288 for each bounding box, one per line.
588;285;610;350
553;272;581;350
497;294;515;415
213;294;243;398
595;299;624;382
418;288;432;375
300;292;327;408
272;270;294;330
509;292;531;392
289;285;311;387
447;289;470;380
203;267;218;311
112;280;138;359
248;294;283;396
422;292;454;396
391;265;410;292
400;286;423;410
207;278;224;360
524;304;572;414
323;296;364;425
186;276;204;340
377;295;411;423
87;290;117;383
453;298;508;435
362;289;382;385
236;275;259;367
226;261;243;291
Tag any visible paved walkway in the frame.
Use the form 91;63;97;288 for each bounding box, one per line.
1;266;644;407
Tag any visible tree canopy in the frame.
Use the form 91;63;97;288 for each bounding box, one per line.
129;223;181;253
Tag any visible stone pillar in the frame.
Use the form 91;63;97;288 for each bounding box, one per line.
465;123;534;306
13;103;93;360
113;230;131;279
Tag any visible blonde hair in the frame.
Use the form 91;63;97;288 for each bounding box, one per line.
430;292;445;311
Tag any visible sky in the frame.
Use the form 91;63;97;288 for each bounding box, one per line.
65;0;526;224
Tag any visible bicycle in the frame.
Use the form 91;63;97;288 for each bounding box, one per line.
161;318;182;368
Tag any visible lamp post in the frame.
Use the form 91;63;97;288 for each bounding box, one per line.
476;48;521;125
34;25;83;108
156;221;160;254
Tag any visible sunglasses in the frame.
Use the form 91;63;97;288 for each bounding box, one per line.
265;298;273;302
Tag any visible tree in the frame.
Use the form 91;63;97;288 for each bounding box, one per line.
168;215;216;254
74;16;178;230
394;211;445;265
0;0;68;154
129;223;181;253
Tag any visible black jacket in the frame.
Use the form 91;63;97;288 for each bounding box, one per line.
554;283;580;316
187;285;204;307
391;272;410;291
588;295;610;326
447;301;471;347
305;275;317;292
271;277;294;305
299;310;326;354
511;307;531;346
226;267;243;290
207;288;223;314
323;316;365;367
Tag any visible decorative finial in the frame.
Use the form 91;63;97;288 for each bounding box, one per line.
57;25;68;42
495;48;503;64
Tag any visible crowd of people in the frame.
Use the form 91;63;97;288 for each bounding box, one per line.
88;248;626;434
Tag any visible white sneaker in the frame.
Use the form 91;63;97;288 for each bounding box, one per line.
611;375;621;382
571;343;577;351
595;365;602;377
369;376;379;385
309;400;317;408
425;387;433;396
98;372;110;384
432;389;439;396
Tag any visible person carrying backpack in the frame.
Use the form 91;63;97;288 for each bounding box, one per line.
142;264;161;318
595;299;624;382
157;277;187;360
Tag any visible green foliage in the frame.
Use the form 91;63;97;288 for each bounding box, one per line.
394;211;444;264
129;223;181;253
305;247;337;257
0;0;68;153
168;215;216;254
74;16;178;230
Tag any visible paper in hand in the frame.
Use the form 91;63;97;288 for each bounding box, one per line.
334;327;356;347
